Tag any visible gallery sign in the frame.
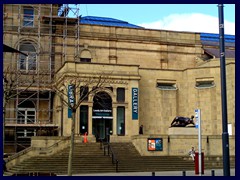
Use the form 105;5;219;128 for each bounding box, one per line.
92;109;112;118
147;138;163;151
132;88;138;120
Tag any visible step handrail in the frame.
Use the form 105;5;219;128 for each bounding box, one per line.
103;142;119;172
95;130;119;173
6;136;71;163
6;146;33;163
36;136;71;151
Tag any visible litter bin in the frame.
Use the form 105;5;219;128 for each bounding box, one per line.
194;152;204;174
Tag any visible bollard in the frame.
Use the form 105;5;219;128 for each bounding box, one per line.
182;170;186;176
211;169;215;176
152;172;155;176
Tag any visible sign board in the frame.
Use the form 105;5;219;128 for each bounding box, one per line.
195;109;201;129
92;109;112;119
147;138;163;151
132;88;138;120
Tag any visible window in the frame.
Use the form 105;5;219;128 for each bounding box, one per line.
156;79;177;90
195;81;215;89
156;83;177;90
80;86;89;101
117;107;125;135
19;42;37;72
117;88;125;102
16;128;36;138
17;100;36;124
23;7;34;27
80;105;88;135
17;108;36;124
195;78;215;89
80;58;91;63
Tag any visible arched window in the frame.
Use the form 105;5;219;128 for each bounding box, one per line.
19;42;37;72
80;49;92;63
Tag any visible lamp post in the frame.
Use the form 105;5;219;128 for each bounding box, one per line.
218;4;230;176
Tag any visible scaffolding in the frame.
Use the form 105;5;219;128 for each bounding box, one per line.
3;4;80;153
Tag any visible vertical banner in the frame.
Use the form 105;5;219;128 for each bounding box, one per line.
68;84;75;118
132;88;138;120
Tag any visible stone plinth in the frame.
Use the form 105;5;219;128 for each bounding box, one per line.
168;127;198;135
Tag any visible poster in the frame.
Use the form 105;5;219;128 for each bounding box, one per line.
147;138;163;151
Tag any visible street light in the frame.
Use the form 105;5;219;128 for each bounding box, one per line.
218;4;230;176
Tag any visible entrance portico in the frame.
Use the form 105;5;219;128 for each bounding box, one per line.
55;62;141;141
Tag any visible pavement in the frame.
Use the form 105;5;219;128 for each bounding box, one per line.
59;169;235;176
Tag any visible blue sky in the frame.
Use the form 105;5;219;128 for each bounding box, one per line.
70;4;235;35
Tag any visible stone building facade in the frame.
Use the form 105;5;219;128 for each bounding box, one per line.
3;4;235;156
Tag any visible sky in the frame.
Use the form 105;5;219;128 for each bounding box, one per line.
71;4;235;35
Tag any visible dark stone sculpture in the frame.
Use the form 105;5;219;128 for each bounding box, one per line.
170;115;195;127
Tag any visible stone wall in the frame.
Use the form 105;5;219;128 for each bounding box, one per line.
132;133;235;156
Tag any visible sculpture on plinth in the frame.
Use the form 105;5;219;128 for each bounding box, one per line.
170;115;195;127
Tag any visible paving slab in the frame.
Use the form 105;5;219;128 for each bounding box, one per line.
59;168;235;176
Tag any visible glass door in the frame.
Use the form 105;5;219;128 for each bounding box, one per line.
93;118;113;142
93;118;105;141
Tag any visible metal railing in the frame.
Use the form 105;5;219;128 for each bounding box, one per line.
101;141;119;172
96;130;119;173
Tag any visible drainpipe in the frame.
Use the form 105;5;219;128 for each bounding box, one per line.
60;96;63;136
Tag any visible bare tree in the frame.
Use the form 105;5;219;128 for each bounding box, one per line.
3;67;36;152
52;74;110;176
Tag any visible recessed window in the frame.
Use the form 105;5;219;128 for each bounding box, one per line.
80;58;91;63
80;105;88;135
156;83;177;90
117;106;125;135
195;81;215;89
23;7;34;27
117;88;125;102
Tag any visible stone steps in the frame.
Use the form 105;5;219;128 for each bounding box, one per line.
7;142;116;175
110;142;235;172
6;142;235;175
109;142;194;172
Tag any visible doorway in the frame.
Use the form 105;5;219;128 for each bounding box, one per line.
92;118;112;141
92;91;112;142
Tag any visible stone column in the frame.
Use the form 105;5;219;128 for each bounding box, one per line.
112;106;117;135
88;105;93;135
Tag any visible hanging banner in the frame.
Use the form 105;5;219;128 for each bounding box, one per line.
132;88;138;120
68;84;75;118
